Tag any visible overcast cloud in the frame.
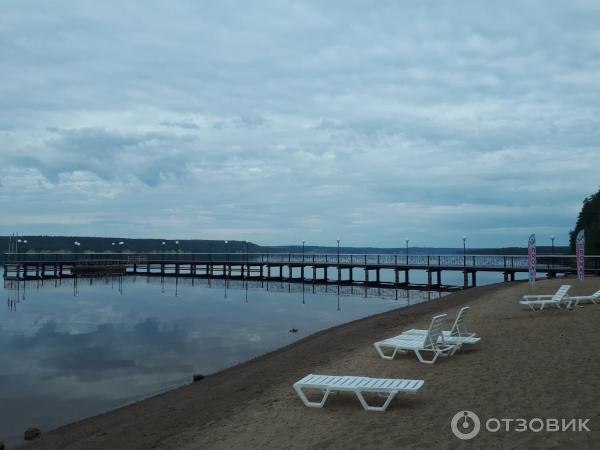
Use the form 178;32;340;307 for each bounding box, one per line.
1;0;599;247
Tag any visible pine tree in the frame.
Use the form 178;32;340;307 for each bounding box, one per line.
570;187;600;254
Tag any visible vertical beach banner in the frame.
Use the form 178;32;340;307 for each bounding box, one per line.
576;229;585;281
528;234;537;286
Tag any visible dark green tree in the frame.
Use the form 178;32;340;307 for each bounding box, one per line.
570;187;600;254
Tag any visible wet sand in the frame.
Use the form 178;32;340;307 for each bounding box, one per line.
21;278;600;449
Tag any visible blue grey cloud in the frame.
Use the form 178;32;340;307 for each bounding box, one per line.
1;0;599;247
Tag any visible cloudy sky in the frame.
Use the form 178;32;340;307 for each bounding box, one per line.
1;1;599;248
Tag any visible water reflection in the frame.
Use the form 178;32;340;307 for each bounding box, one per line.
0;276;440;447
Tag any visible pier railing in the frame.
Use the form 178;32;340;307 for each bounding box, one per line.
3;252;599;271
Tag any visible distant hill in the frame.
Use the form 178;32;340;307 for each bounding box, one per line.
0;236;573;263
466;246;569;256
570;187;600;254
1;236;259;256
264;245;463;255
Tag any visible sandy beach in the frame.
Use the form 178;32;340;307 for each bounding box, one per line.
21;277;600;450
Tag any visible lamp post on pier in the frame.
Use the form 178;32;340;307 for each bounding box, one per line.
224;240;228;297
17;239;27;261
405;239;409;265
74;241;81;262
245;240;249;280
462;236;467;267
302;240;306;262
337;239;340;265
550;235;555;268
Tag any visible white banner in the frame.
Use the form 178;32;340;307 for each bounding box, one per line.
528;234;536;286
576;229;585;281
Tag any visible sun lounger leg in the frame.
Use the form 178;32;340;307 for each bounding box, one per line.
414;349;440;364
355;390;397;412
294;386;330;408
449;344;461;356
374;343;398;360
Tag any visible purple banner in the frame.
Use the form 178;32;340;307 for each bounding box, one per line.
576;229;585;281
528;234;536;285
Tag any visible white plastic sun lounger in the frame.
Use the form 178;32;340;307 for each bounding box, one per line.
521;284;570;302
567;289;600;307
400;307;481;346
519;284;571;310
293;374;424;412
373;314;458;364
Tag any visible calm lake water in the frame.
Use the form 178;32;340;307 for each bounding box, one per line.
0;275;454;448
0;263;529;448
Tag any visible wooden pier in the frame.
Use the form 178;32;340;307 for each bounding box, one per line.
3;252;594;290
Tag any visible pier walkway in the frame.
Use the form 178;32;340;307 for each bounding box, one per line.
3;252;597;290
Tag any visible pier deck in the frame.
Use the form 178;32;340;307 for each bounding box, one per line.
3;252;596;290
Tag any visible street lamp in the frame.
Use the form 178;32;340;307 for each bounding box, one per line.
405;239;409;265
337;239;340;264
161;241;166;261
17;239;28;260
74;241;81;262
245;240;249;282
462;236;467;267
550;235;555;268
224;240;229;297
302;240;306;261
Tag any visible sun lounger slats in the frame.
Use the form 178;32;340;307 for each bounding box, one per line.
374;314;458;364
377;308;480;357
293;373;424;411
569;289;600;307
519;285;571;310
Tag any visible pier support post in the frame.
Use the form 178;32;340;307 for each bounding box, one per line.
472;271;477;287
510;272;515;282
437;270;442;286
312;266;316;282
427;270;432;287
364;268;369;285
278;266;283;280
394;269;399;286
463;270;469;288
503;271;508;282
349;268;353;282
404;269;409;285
376;269;380;284
260;265;264;279
300;266;304;280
